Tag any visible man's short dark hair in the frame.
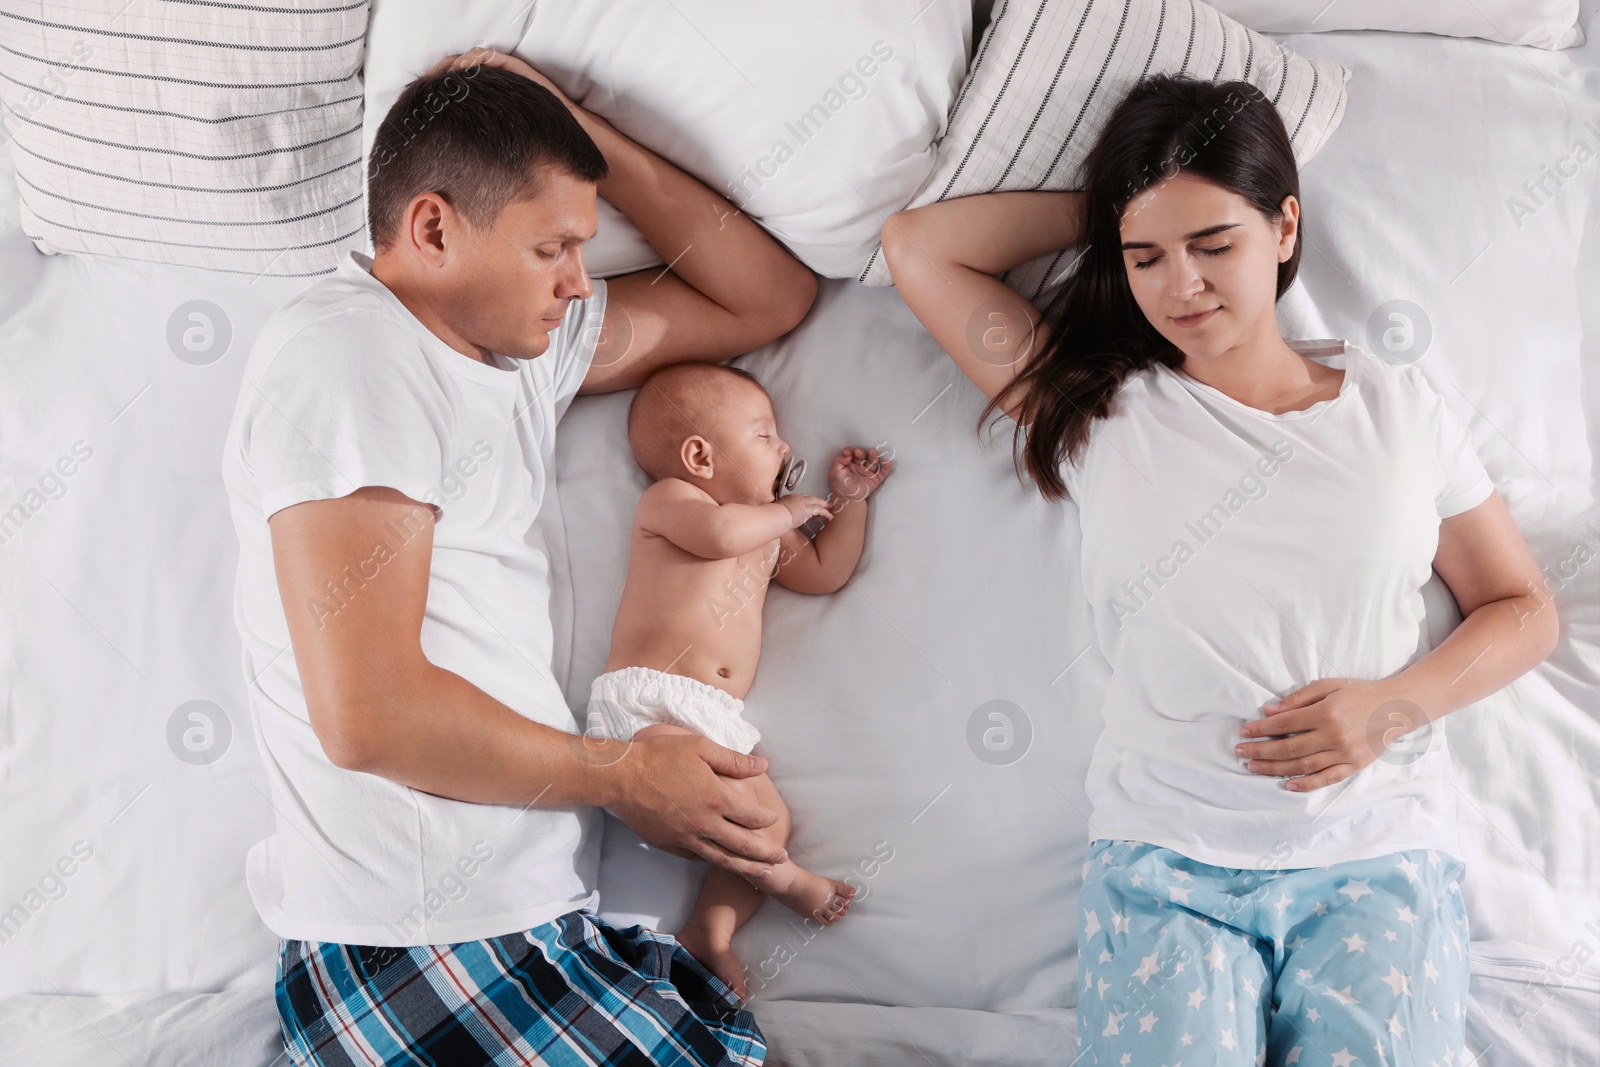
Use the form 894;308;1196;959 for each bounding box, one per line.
367;63;609;250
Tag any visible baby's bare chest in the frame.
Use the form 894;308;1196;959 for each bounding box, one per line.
663;539;780;644
705;539;781;604
632;533;780;608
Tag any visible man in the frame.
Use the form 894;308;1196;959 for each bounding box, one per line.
221;48;816;1067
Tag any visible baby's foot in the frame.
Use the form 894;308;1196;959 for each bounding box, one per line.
675;922;749;1002
763;868;857;926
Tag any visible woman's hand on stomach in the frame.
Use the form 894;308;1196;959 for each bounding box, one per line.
1235;678;1421;791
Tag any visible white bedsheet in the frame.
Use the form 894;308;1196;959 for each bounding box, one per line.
3;9;1599;1066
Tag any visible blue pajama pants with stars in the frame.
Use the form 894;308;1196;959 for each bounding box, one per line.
1076;839;1470;1067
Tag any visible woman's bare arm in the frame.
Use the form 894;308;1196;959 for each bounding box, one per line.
1390;491;1559;718
881;192;1085;420
1238;491;1560;791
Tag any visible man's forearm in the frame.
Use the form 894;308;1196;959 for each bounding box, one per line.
331;657;785;875
342;662;621;810
571;109;813;320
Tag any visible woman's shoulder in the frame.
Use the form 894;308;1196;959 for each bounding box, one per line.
1108;359;1167;404
1056;362;1164;496
1317;338;1438;403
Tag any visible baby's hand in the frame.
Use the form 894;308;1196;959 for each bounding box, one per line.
829;447;894;502
776;493;833;529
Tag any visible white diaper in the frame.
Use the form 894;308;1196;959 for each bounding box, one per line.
585;665;762;755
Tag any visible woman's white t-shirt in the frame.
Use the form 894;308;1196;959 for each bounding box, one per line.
1061;339;1494;871
221;251;606;945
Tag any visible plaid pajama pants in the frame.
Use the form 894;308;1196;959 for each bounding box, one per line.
275;909;765;1067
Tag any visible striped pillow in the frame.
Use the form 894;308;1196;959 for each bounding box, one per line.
859;0;1351;296
0;1;367;278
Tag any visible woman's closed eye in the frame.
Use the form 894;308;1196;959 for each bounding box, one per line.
1131;244;1232;270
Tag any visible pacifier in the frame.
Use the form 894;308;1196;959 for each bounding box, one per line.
774;454;806;497
773;453;829;541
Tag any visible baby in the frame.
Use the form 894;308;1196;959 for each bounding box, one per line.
587;361;893;999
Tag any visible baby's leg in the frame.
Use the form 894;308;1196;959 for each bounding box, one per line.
634;724;855;999
678;772;856;1001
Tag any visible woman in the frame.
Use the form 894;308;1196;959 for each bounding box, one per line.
884;75;1556;1065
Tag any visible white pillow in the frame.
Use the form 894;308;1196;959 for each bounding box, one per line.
361;0;972;279
0;2;367;278
859;0;1352;296
1208;0;1584;50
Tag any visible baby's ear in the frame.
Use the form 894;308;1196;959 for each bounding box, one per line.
679;434;716;479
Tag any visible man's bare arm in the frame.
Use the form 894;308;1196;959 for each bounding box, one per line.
580;111;818;391
269;486;787;877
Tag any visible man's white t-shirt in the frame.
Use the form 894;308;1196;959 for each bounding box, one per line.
1061;339;1495;871
221;251;607;945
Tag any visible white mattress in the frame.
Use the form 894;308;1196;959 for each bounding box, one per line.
3;12;1599;1066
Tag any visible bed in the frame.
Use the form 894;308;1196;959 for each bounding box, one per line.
2;1;1597;1064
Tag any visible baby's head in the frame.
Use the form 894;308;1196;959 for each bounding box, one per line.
627;363;792;505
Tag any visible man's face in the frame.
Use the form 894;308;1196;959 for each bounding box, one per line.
437;167;600;362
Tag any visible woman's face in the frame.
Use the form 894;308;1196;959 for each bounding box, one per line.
1118;172;1298;365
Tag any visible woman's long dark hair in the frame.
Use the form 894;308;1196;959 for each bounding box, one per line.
986;75;1303;501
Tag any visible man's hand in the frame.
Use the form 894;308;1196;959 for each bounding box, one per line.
601;732;787;880
1235;678;1422;791
429;48;574;110
827;447;893;503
